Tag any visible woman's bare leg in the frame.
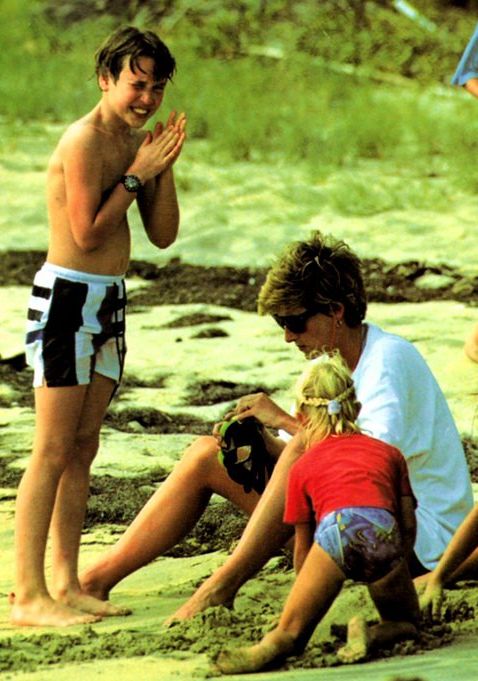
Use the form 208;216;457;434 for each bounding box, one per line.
169;434;304;622
80;435;261;600
11;385;100;627
338;560;419;664
215;543;345;674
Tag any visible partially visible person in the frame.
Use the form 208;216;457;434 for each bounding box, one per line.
420;504;478;619
80;231;473;622
215;352;419;674
464;324;478;363
451;26;478;363
11;26;186;628
451;22;478;94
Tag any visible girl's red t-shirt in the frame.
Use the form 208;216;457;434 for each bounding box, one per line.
284;432;414;525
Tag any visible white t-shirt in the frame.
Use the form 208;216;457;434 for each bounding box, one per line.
281;323;473;570
353;323;473;569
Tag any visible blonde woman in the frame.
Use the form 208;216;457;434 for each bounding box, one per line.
216;352;419;674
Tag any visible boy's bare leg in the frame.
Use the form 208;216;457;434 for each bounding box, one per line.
50;373;130;617
11;385;100;627
80;436;261;601
168;435;303;623
338;560;419;664
215;543;345;674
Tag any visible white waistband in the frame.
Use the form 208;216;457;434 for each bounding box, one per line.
41;262;125;286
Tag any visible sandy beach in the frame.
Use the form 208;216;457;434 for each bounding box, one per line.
2;0;478;674
0;230;477;680
0;54;477;673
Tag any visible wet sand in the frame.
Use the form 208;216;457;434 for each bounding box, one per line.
0;250;477;679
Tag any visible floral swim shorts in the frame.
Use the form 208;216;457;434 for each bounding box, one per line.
314;506;404;583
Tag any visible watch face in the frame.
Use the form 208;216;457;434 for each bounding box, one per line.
122;175;142;192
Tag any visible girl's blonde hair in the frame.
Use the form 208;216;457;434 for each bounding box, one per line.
295;351;361;447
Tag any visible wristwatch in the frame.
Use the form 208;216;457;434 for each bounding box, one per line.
120;174;143;193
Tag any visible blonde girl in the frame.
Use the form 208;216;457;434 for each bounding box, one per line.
216;352;419;674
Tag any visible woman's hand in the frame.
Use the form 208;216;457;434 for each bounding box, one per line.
230;393;289;430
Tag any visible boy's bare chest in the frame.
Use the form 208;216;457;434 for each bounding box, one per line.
101;136;140;187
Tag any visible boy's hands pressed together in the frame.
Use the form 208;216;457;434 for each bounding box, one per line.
132;110;186;182
165;109;187;133
152;110;187;146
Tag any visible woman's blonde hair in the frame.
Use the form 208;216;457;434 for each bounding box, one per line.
295;351;361;447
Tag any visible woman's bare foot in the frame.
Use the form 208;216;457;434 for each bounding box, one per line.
337;615;370;664
215;629;296;674
164;579;234;626
10;593;101;627
79;569;110;602
56;588;131;617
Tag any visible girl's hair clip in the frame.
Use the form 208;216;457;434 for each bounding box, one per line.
327;399;342;416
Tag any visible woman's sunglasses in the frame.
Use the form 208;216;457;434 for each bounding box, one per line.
273;305;330;334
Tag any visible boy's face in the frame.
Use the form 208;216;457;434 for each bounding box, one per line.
100;56;167;128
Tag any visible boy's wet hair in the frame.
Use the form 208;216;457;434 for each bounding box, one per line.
258;231;367;328
95;26;176;83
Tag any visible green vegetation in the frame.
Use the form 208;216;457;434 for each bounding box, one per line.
2;0;478;211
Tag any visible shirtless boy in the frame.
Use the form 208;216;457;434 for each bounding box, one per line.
10;26;186;627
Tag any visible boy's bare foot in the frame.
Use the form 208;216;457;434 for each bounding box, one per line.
10;594;101;627
215;630;296;674
337;615;369;664
56;589;131;617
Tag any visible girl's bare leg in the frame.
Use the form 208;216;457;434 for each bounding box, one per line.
50;373;129;617
11;384;100;627
338;560;419;664
169;435;305;622
215;543;345;674
80;436;262;601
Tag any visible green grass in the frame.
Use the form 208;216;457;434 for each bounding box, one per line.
0;0;117;121
3;0;478;211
